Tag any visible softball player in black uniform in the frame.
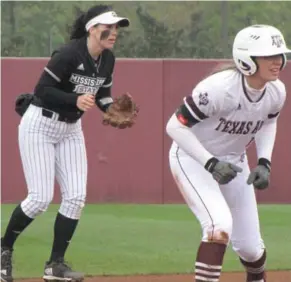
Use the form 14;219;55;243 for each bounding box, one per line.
1;5;132;282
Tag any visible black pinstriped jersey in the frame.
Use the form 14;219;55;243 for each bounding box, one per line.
34;36;115;120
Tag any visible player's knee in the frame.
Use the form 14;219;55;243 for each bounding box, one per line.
32;200;51;216
60;194;86;219
207;229;230;244
21;198;52;218
234;242;265;262
65;194;86;209
204;219;233;245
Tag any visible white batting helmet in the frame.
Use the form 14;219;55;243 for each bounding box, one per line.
232;24;291;76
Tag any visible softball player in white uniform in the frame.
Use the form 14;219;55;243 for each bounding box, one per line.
166;25;290;282
1;4;130;282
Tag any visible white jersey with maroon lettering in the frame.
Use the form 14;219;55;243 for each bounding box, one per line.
167;68;286;268
179;69;286;159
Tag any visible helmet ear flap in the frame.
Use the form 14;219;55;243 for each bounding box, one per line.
280;54;287;70
233;50;257;76
250;56;258;73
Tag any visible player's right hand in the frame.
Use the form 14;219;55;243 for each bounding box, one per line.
77;94;95;111
205;157;243;185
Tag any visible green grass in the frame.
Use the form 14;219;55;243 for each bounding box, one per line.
1;204;291;278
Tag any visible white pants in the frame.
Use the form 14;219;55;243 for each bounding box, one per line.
169;144;265;262
19;105;87;220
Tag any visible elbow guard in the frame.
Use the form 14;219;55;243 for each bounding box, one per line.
175;104;200;127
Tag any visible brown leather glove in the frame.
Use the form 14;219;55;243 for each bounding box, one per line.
102;92;139;129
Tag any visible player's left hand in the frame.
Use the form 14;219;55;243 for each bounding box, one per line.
247;165;270;189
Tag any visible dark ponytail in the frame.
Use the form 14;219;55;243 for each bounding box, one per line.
70;13;87;40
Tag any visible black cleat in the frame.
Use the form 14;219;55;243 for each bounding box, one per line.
1;246;13;282
43;259;84;282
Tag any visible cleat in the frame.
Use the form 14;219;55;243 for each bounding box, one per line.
1;246;13;282
43;259;84;282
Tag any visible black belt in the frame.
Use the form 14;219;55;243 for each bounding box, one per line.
31;99;78;123
41;108;78;124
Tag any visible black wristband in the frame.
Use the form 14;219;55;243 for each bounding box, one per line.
101;102;113;113
258;158;271;172
96;101;113;113
205;157;219;173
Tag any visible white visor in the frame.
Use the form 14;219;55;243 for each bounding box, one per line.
85;11;130;31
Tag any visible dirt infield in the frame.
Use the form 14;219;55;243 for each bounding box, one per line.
16;271;291;282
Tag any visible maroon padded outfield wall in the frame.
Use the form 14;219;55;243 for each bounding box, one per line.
1;58;291;204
